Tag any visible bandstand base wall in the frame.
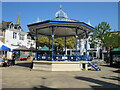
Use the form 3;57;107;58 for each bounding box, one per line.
33;61;91;71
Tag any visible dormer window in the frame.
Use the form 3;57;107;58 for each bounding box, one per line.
9;23;14;29
18;26;21;30
14;26;17;29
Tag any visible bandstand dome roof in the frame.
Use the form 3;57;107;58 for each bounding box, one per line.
28;7;95;37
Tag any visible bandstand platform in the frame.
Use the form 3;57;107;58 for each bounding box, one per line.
33;60;92;71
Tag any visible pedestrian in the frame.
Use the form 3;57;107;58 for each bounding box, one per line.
30;61;33;71
12;53;16;66
2;54;5;59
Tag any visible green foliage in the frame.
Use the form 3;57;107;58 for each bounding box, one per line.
66;37;76;49
54;37;64;54
90;21;120;49
104;32;120;48
37;36;76;53
94;22;111;46
95;22;111;35
38;36;49;47
55;37;64;48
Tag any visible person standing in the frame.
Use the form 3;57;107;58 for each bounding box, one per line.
12;53;16;66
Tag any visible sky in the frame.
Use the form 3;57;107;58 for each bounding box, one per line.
2;2;118;32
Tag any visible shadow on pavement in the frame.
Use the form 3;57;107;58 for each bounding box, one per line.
2;88;58;90
74;76;119;89
32;77;58;90
15;62;32;68
101;76;120;81
33;85;58;90
112;70;120;73
101;64;120;68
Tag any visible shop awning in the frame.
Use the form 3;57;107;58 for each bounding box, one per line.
38;45;52;51
112;47;120;52
0;45;11;51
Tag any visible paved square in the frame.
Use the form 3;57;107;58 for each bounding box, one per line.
1;61;120;89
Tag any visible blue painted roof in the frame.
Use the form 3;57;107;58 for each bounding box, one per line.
28;20;94;30
27;17;95;37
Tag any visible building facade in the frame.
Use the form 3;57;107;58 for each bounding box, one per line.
1;21;35;50
66;36;102;59
0;22;5;42
0;14;35;50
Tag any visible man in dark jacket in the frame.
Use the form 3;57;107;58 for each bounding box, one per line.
11;53;16;66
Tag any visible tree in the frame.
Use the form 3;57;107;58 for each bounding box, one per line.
92;22;120;49
54;37;64;54
38;36;49;47
66;37;76;49
104;32;120;49
94;22;111;46
89;21;120;65
37;36;76;54
54;37;76;54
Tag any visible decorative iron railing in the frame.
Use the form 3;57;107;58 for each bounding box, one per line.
36;54;91;61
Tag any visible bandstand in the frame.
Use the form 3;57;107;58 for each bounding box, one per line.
27;7;95;71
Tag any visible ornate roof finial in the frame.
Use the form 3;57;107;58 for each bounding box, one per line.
36;17;40;22
87;20;91;25
55;5;68;18
60;4;62;9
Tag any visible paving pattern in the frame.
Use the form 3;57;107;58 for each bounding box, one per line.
1;61;120;89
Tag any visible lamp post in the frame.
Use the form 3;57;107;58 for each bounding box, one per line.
35;29;38;60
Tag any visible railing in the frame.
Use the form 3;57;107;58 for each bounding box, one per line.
88;62;101;71
37;54;91;61
38;55;51;61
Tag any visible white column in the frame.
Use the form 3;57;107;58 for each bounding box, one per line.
85;63;88;70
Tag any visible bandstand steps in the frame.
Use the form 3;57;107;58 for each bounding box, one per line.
88;62;101;71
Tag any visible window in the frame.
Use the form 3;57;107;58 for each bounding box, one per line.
19;34;24;40
13;32;17;39
14;26;17;29
89;52;92;57
0;30;3;36
83;52;86;55
93;52;96;57
10;24;14;29
18;26;21;30
90;44;94;48
27;35;31;39
22;35;24;40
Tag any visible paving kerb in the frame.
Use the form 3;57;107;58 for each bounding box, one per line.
2;61;119;88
